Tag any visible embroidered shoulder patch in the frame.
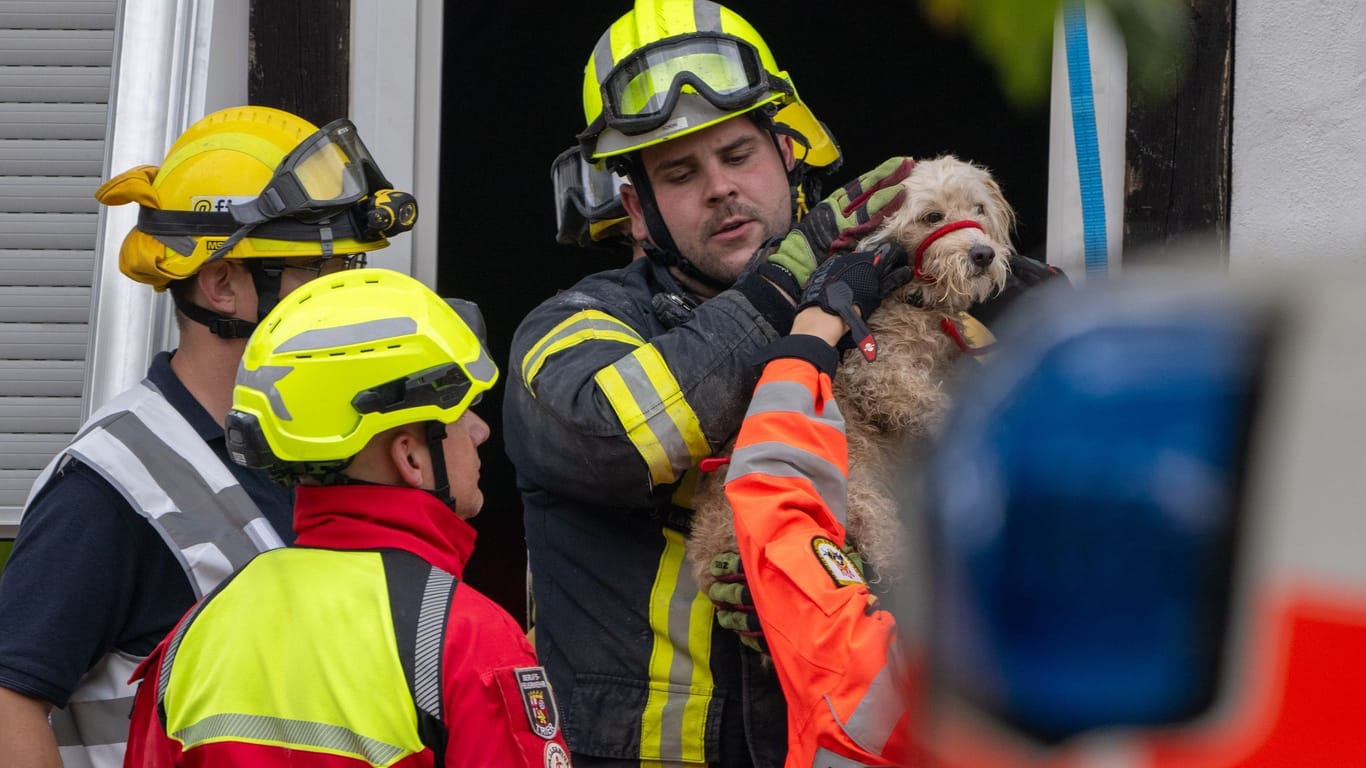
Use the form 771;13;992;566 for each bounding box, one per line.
812;536;865;587
515;666;560;740
544;741;571;768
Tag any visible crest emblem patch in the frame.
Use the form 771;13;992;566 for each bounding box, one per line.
516;666;560;739
544;741;571;768
812;536;865;587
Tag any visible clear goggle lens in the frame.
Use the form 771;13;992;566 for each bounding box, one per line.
552;146;626;244
601;34;782;135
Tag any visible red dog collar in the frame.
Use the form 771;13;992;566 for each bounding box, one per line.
914;219;984;283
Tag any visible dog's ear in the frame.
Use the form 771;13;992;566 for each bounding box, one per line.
983;174;1017;247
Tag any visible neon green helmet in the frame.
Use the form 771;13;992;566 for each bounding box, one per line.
578;0;838;168
225;268;498;472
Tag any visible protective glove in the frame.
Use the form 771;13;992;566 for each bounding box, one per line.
766;156;915;286
798;244;913;361
708;545;869;655
709;552;768;655
968;253;1070;327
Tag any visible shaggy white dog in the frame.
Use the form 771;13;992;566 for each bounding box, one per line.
689;154;1014;596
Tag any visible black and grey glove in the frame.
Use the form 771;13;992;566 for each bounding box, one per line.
797;245;912;361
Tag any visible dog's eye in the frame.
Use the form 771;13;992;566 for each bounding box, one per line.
974;204;986;215
923;211;944;224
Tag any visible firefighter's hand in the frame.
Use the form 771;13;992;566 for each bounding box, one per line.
766;156;914;286
708;553;768;655
797;245;912;359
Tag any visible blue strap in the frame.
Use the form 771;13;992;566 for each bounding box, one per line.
1064;0;1109;276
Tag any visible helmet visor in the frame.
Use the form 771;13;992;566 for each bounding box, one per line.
233;118;392;225
601;33;790;136
552;146;625;245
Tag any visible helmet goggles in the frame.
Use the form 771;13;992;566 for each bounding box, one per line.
596;33;792;138
232;117;392;226
552;145;626;246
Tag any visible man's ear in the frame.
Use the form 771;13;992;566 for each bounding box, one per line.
619;183;651;243
194;259;242;315
387;426;427;489
779;134;795;173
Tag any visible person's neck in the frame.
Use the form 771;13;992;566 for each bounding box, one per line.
168;327;247;426
668;266;724;300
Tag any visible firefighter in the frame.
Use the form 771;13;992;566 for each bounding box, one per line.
0;106;410;768
121;267;571;767
723;247;917;767
503;1;912;764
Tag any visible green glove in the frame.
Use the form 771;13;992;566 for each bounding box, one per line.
842;546;865;580
766;156;915;286
708;552;768;655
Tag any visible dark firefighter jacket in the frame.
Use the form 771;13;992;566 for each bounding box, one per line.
504;256;791;767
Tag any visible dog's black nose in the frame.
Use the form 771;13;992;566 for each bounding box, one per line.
969;243;996;268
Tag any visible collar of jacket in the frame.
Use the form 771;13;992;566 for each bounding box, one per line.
292;484;476;577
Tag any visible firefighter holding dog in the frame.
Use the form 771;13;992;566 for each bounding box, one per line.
503;1;917;764
122;268;572;767
0;106;412;768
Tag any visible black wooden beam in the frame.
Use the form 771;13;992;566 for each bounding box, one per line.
248;0;350;125
1124;0;1234;266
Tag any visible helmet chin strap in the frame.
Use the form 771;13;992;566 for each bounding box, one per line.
751;106;819;225
301;421;457;512
619;155;734;295
424;420;457;512
618;109;822;295
173;259;288;340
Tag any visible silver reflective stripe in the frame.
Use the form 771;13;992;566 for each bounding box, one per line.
825;662;902;756
728;440;847;525
658;559;702;759
593;30;614;80
728;378;848;520
746;379;844;431
811;746;879;768
693;0;722;32
413;566;453;719
466;349;497;385
607;353;699;478
50;651;140;768
54;381;286;597
235;363;294;421
51;696;136;747
274;316;418;353
173;713;404;766
25;382;284;766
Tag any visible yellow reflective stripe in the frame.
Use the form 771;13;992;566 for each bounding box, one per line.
593;345;709;487
521;310;644;389
633;344;710;464
640;528;714;764
595;363;674;485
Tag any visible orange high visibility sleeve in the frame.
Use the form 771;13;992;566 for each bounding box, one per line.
726;355;912;767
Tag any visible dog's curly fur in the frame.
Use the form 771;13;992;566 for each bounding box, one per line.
689;155;1014;594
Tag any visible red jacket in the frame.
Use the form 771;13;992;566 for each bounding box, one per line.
724;353;917;767
123;484;572;768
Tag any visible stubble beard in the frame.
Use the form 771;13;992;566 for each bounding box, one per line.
680;202;784;285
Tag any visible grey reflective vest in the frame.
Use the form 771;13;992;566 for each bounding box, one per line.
23;379;286;768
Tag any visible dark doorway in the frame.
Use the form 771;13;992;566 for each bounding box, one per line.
438;2;1050;624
